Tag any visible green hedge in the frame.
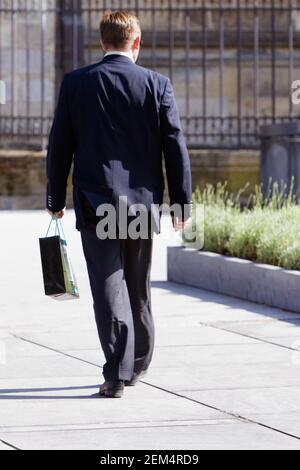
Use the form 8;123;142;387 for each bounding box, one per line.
183;182;300;271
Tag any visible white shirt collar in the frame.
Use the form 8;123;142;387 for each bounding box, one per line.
104;51;135;63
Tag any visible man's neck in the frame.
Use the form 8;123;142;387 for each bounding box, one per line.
104;50;135;63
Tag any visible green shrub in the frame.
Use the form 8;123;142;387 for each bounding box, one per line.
183;182;300;270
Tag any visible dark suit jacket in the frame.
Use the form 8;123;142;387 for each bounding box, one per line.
46;54;192;232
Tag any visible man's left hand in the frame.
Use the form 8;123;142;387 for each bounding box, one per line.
172;216;191;232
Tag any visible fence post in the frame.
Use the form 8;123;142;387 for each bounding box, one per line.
55;0;84;99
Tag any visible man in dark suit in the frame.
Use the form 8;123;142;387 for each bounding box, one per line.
46;11;192;398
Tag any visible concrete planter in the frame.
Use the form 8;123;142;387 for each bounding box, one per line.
167;246;300;313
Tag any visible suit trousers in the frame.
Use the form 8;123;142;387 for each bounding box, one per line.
80;224;154;381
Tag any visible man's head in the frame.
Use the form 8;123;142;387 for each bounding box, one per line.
100;11;141;63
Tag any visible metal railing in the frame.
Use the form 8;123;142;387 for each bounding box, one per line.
0;0;299;149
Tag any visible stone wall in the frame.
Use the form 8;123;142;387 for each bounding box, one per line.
0;150;72;210
0;149;259;210
190;149;259;198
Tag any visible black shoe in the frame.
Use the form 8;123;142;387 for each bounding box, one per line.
99;380;124;398
125;370;147;387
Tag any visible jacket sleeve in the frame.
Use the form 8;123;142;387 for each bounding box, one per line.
159;77;192;220
46;74;75;212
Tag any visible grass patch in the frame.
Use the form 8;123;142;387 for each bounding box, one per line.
183;182;300;270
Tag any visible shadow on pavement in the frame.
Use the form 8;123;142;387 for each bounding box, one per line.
151;280;300;327
0;384;102;399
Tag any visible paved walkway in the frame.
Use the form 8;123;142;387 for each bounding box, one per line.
1;211;300;450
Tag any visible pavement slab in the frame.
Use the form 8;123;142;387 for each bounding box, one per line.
1;211;300;450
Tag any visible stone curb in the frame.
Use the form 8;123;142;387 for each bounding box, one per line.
167;246;300;313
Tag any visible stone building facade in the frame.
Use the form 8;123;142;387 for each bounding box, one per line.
0;1;299;208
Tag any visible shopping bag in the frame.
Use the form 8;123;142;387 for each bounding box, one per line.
39;218;79;300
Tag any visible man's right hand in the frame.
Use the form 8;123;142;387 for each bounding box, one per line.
47;209;65;219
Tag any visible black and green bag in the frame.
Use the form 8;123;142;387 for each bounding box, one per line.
39;219;79;301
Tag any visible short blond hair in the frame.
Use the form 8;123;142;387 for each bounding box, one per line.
100;10;141;48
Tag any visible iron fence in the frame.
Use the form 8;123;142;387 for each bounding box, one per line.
0;0;300;149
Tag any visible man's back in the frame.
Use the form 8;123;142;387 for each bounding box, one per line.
47;54;192;229
68;55;166;202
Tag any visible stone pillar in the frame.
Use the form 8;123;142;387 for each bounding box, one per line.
260;122;300;197
55;0;84;99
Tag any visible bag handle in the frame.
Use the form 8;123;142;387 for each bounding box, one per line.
45;217;66;240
